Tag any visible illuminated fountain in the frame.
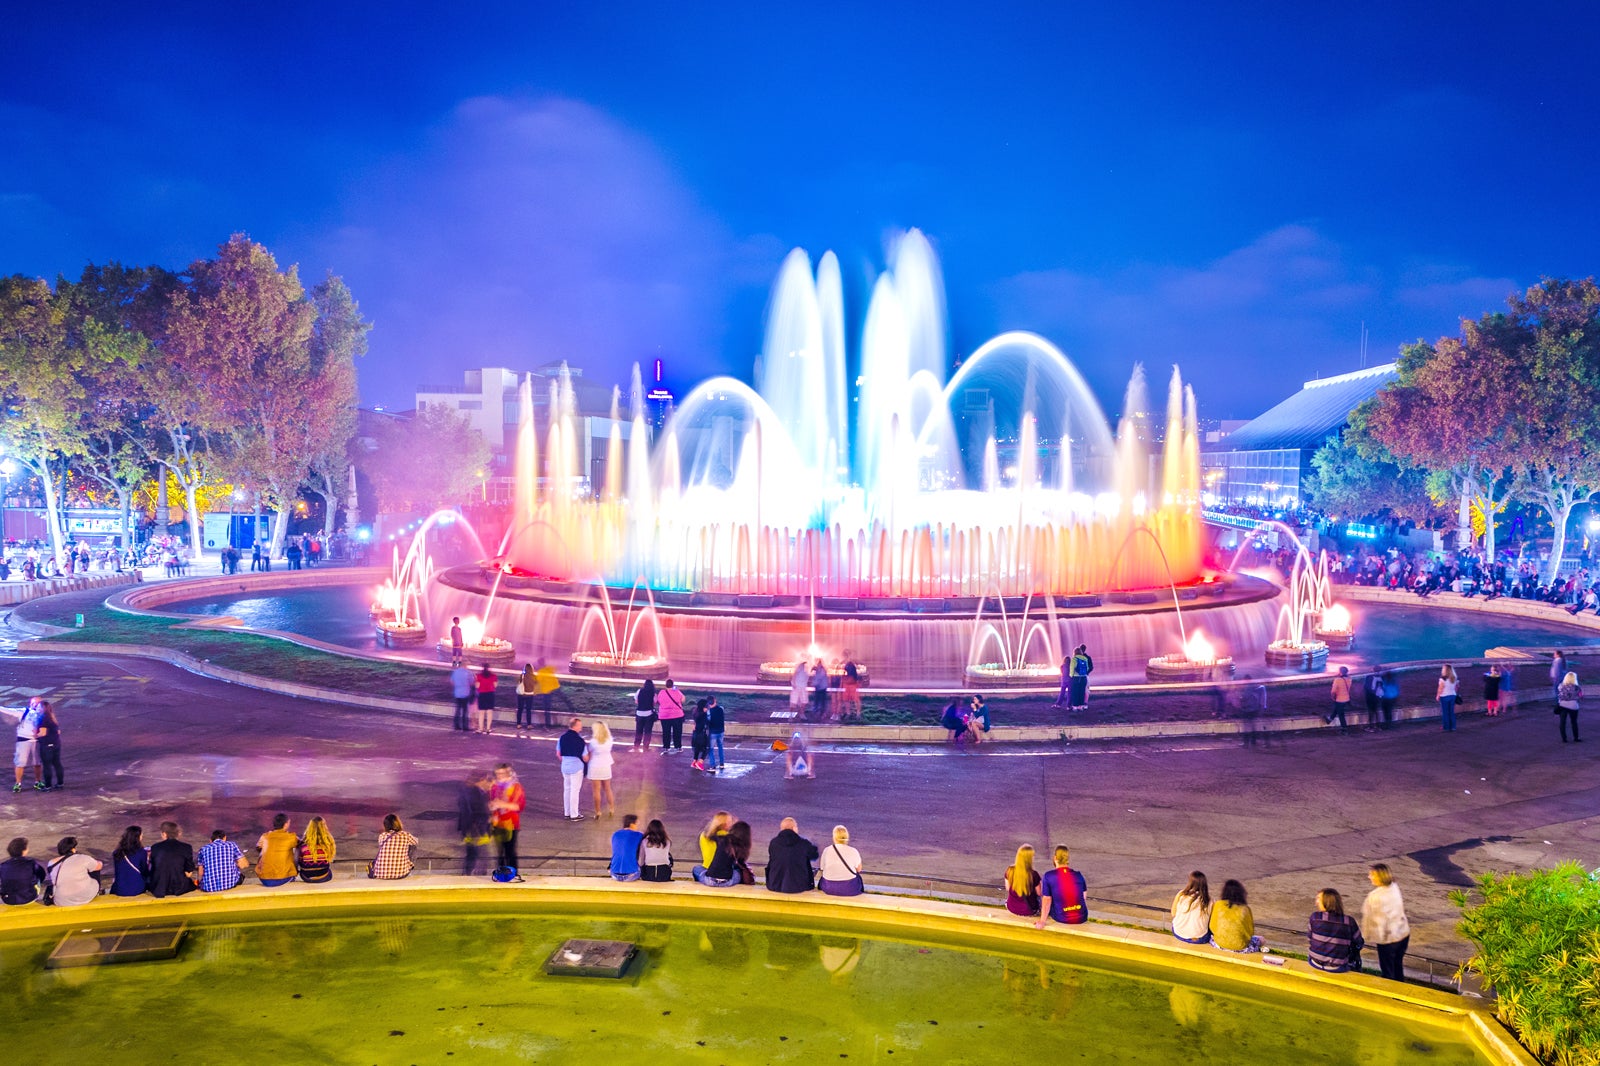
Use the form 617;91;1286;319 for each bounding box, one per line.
374;543;430;648
435;615;517;666
1313;601;1356;651
1265;550;1334;670
568;583;670;680
423;230;1282;685
1146;628;1236;683
964;592;1061;687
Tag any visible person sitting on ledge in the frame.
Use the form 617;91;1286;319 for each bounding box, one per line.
0;836;47;905
817;825;864;896
370;814;417;880
1003;844;1041;917
197;829;248;893
1209;878;1264;953
692;819;752;888
1307;888;1364;973
764;817;819;894
254;813;299;887
940;699;968;742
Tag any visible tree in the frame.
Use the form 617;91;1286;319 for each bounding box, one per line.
365;406;490;515
0;274;138;564
1304;405;1433;519
1365;337;1521;558
301;274;368;537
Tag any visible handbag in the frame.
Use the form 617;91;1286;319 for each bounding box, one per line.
42;856;64;906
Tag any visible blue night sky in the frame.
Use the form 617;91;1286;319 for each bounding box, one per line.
4;2;1597;418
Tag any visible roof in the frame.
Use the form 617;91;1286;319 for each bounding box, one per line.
1207;363;1397;453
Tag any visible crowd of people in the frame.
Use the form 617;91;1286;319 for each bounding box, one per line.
0;795;1419;983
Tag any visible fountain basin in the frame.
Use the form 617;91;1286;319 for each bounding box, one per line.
1145;654;1236;683
756;662;871;686
439;637;518;666
1265;641;1330;671
374;620;428;647
963;663;1060;688
1313;628;1356;651
569;652;671;680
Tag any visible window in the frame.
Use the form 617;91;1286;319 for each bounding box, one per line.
458;400;483;411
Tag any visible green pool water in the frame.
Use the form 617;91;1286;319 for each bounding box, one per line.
0;911;1482;1065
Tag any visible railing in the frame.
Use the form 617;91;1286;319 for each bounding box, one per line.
314;852;1465;991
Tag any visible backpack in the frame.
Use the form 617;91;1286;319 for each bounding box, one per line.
491;866;524;883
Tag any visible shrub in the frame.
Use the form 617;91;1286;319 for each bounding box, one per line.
1452;862;1600;1065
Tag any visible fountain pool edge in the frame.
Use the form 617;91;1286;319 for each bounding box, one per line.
0;877;1529;1064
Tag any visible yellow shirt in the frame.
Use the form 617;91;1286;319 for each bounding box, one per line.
1209;900;1255;951
256;829;300;881
534;666;559;696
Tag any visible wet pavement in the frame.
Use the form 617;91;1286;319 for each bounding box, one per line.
3;647;1598;972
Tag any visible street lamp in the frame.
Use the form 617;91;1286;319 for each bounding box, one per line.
0;457;13;553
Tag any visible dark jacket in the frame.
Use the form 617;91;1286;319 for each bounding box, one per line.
147;838;197;897
764;829;819;893
0;856;47;905
707;703;725;734
457;782;490;839
705;836;749;883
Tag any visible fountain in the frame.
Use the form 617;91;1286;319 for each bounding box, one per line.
374;544;430;648
1146;629;1236;682
423;230;1281;685
568;583;670;679
435;615;517;666
964;592;1061;687
1265;550;1334;670
1313;601;1356;651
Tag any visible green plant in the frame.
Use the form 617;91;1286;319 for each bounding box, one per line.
1452;862;1600;1065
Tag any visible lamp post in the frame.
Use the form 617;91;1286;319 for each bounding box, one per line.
0;457;14;556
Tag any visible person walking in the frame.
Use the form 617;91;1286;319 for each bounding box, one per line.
1556;670;1582;743
457;771;492;876
658;679;686;752
1501;663;1518;713
558;718;587;820
839;657;863;721
1326;667;1351;733
1363;671;1382;731
1068;644;1094;712
474;664;498;735
534;659;561;727
449;663;473;733
1380;672;1400;729
707;694;727;771
1437;664;1459;732
36;701;64;790
489;762;526;870
1551;650;1568;700
586;722;616;818
1360;863;1410;981
632;678;658;752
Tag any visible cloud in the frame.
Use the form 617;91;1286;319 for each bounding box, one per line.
306;96;779;406
980;225;1513;418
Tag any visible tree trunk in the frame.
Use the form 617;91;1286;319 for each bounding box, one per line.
115;482;131;553
268;482;289;558
33;458;67;567
156;473;169;539
183;480;202;558
320;469;339;537
1545;497;1576;584
1456;471;1473;550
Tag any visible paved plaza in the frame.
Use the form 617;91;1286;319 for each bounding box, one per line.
2;644;1595;971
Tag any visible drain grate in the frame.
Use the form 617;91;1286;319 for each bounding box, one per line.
46;924;187;969
544;938;637;978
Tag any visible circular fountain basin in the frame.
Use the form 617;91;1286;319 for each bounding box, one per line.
428;564;1283;687
438;638;518;666
963;663;1060;687
1265;641;1330;671
1313;628;1356;651
1145;655;1236;683
374;621;428;647
569;652;671;680
0;887;1504;1065
756;662;872;686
